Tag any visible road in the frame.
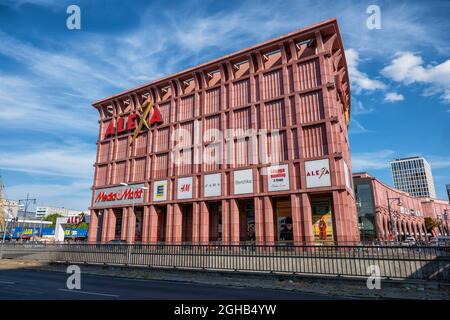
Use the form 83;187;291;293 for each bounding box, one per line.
0;269;336;300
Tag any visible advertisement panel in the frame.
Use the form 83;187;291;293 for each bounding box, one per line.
343;160;352;190
153;180;168;202
177;176;193;200
234;169;253;195
312;201;334;242
267;164;290;192
305;159;331;188
204;173;221;197
93;183;145;208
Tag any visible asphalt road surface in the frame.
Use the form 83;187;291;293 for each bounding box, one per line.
0;269;336;300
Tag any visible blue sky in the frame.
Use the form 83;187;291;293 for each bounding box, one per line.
0;0;449;210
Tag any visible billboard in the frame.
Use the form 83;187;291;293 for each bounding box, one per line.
204;173;221;197
93;183;145;208
305;159;331;188
153;180;168;202
177;176;193;200
312;201;334;242
234;169;253;195
267;164;290;192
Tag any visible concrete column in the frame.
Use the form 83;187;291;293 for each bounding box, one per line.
290;194;303;245
107;208;116;241
120;208;128;241
254;197;265;245
127;206;136;243
192;202;200;244
263;196;275;245
221;199;230;244
200;202;209;244
101;210;109;243
300;193;314;244
141;206;150;243
332;191;346;243
165;204;174;243
172;204;183;244
88;209;98;243
148;205;159;243
230;199;240;245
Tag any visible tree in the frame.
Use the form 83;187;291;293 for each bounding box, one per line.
44;213;63;228
424;217;442;234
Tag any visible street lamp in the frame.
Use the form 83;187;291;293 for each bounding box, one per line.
386;191;401;242
444;210;449;236
120;183;148;243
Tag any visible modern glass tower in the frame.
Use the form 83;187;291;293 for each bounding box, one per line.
390;157;436;198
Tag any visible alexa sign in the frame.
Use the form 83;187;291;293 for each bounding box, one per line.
104;99;163;141
268;164;290;192
305;159;331;188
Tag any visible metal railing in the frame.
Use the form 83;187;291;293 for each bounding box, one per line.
1;243;449;282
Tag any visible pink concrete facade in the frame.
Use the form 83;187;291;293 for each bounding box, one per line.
420;198;450;237
354;173;450;240
88;19;359;245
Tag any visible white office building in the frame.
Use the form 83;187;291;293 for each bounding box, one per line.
35;206;84;219
391;156;437;198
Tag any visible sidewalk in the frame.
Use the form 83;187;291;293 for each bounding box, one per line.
0;259;448;300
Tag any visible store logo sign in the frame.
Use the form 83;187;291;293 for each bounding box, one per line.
103;98;163;142
268;164;290;192
305;159;331;188
153;180;168;202
177;177;193;200
204;173;221;197
234;169;254;195
93;183;146;207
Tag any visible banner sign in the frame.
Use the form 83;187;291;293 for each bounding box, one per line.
268;164;290;192
177;176;193;200
153;180;168;202
305;159;331;188
93;183;145;208
343;160;352;190
204;173;221;197
234;169;254;195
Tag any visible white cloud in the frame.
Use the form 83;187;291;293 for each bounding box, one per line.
345;49;386;93
351;150;396;171
6;180;92;211
384;92;404;102
382;52;450;102
0;142;95;179
352;99;374;115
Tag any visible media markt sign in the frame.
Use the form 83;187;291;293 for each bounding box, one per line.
93;183;145;208
153;180;168;202
204;173;221;197
305;159;331;188
234;169;254;195
268;164;290;192
177;176;193;200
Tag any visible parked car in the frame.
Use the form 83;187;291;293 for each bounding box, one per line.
401;236;416;246
0;231;12;241
107;239;127;244
430;236;450;247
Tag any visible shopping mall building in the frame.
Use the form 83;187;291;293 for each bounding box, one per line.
87;18;359;245
354;173;450;241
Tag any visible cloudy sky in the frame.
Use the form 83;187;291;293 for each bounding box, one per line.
0;0;449;210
